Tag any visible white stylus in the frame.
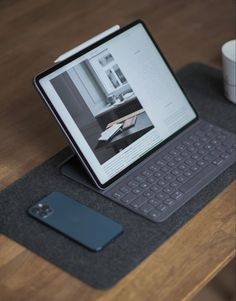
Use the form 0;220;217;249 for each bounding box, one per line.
54;25;120;63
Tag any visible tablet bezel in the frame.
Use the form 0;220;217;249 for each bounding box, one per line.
34;19;198;189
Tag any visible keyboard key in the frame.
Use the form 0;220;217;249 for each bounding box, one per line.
167;161;176;167
141;170;152;177
150;185;160;193
187;146;195;152
157;179;167;187
191;154;200;160
209;150;221;157
146;176;156;184
195;130;205;137
135;175;144;182
171;191;183;200
181;151;189;157
220;153;230;159
130;196;146;209
216;134;226;141
157;204;168;212
191;165;199;172
202;155;211;162
198;148;207;155
189;134;198;141
171;169;181;176
227;147;234;154
154;171;163;178
143;191;154;198
177;176;186;183
119;186;129;194
216;145;225;152
163;155;172;161
169;150;179;156
206;131;213;138
164;198;175;206
164;174;175;182
156;160;165;167
178;164;187;170
112;192;122;199
184;171;192;177
132;187;143;194
140;182;149;189
185;159;195;166
128;180;138;188
176;145;185;151
163;186;175;194
170;181;179;188
182;140;191;146
205;124;214;130
203;155;212;162
148;209;161;219
174;156;182;162
161;166;170;173
197;160;206;167
212;157;224;166
140;203;154;214
200;136;208;143
156;192;167;200
149;198;161;206
121;192;136;203
210;139;220;146
204;144;212;150
149;165;158;172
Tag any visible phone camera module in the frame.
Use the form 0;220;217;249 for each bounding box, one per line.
31;203;53;218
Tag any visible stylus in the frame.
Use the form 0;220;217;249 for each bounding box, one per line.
54;25;120;63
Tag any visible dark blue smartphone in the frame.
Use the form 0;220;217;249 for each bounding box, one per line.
28;192;123;252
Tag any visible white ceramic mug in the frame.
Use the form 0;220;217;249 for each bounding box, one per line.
222;39;236;104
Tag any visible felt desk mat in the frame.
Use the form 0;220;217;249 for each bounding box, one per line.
0;63;235;289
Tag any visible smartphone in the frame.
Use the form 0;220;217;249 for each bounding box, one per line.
28;192;123;252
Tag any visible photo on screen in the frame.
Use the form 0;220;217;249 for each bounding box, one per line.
51;49;154;164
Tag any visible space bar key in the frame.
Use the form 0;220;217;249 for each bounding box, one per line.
179;164;216;193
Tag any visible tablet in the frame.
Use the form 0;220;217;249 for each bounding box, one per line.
34;20;197;189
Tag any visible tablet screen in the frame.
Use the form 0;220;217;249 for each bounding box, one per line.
37;22;197;187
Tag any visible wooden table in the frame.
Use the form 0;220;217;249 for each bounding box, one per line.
0;1;235;300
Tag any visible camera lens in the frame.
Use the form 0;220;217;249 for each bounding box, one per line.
31;207;40;214
39;212;47;218
42;205;50;211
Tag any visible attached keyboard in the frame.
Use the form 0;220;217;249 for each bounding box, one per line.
104;120;236;222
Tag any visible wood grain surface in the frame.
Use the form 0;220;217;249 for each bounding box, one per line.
0;1;235;300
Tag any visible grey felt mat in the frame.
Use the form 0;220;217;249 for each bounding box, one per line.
0;63;235;289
